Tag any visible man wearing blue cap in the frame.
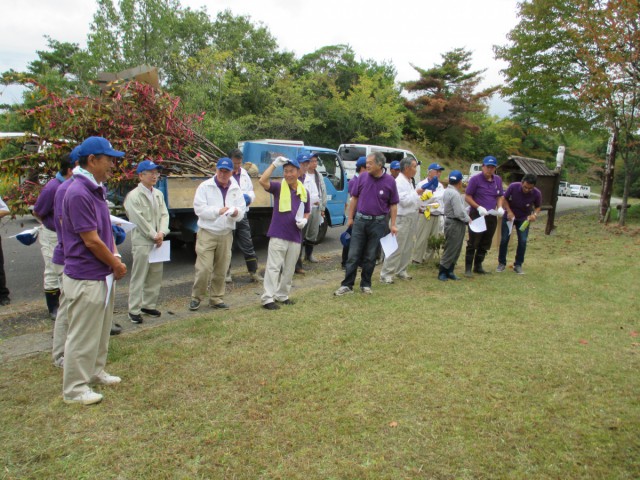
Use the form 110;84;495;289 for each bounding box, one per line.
412;162;446;265
0;196;10;306
439;170;471;281
61;136;127;405
258;155;310;310
124;160;170;323
33;153;75;319
294;152;319;274
389;160;401;179
189;157;246;311
464;155;505;276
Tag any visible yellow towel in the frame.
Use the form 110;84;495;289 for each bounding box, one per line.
279;179;307;212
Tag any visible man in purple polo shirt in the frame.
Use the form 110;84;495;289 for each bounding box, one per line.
335;151;399;296
61;136;127;406
497;173;542;275
259;155;310;310
464;155;505;277
33;155;74;319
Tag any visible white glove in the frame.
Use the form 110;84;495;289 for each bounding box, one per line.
477;206;488;217
496;207;505;217
296;218;308;230
272;156;288;168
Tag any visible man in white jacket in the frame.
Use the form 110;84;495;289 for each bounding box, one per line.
123;160;170;324
189;158;246;311
379;158;426;283
226;148;263;283
412;162;446;265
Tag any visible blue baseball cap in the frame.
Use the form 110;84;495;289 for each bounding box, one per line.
216;157;233;171
285;158;301;169
69;146;82;164
428;162;445;171
355;156;367;167
297;153;311;163
309;152;320;159
449;170;463;183
78;136;125;158
136;159;163;174
483;156;498;167
390;161;401;170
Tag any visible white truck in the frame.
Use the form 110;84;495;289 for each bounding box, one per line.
462;163;482;183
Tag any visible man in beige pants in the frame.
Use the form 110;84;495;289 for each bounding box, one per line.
189;157;246;311
124;160;170;324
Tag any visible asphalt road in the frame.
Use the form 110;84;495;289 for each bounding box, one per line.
0;194;603;312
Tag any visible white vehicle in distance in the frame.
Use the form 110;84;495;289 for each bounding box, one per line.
462;163;482;183
579;185;591;198
337;144;421;183
558;181;571;196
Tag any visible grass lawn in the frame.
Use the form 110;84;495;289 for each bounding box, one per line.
1;212;639;479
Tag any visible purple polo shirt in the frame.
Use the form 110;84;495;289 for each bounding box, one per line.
354;172;399;216
33;177;62;231
504;182;542;221
62;175;114;280
348;175;359;196
52;178;74;266
266;181;310;243
214;177;229;202
466;173;504;213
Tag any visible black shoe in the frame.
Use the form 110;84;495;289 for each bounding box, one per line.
262;302;280;310
210;302;229;310
0;297;9;306
141;308;161;317
295;268;306;275
277;299;295;305
110;323;123;335
128;313;143;324
189;299;200;311
473;267;489;275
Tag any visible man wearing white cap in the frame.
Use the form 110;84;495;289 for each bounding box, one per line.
124;160;170;324
189;157;246;311
412;162;446;265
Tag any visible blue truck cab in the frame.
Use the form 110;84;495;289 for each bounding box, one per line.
153;140;348;244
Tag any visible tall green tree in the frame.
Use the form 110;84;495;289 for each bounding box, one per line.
403;48;499;157
495;0;640;225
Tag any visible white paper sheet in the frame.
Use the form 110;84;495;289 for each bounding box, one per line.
148;240;171;263
487;209;498;216
110;215;136;233
469;216;487;233
506;219;514;235
105;273;114;308
380;233;398;258
295;202;305;222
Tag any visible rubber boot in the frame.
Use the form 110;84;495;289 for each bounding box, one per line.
473;251;489;274
45;289;60;321
305;243;318;263
448;265;460;280
438;265;449;282
464;253;474;277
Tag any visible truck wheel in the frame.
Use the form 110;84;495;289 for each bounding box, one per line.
316;219;328;243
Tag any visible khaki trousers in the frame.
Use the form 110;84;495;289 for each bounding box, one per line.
51;263;66;362
191;228;232;305
39;227;59;290
380;213;418;279
128;243;164;314
412;214;443;263
262;237;301;305
62;274;114;398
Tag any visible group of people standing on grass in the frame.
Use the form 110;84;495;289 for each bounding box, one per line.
2;139;541;406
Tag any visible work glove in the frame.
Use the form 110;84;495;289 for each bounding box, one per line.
477;206;488;217
496;207;505;217
243;194;252;206
420;190;434;201
272;156;288;168
296;218;308;230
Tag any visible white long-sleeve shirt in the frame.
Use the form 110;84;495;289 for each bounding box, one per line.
233;167;256;212
302;173;320;207
396;173;420;216
194;177;247;235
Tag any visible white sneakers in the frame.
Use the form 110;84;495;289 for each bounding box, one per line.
53;356;64;368
334;286;354;296
64;389;103;405
93;371;122;385
380;276;394;284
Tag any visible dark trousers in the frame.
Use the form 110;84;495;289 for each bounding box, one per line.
232;216;258;273
0;236;9;299
498;217;529;267
440;218;466;270
465;214;497;266
341;217;387;289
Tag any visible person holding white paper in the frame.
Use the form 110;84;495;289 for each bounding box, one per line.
438;170;471;281
464;156;505;277
124;160;170;324
189;158;246;311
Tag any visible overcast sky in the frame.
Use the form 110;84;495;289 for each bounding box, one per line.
0;0;521;115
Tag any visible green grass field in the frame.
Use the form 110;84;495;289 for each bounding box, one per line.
1;212;639;479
